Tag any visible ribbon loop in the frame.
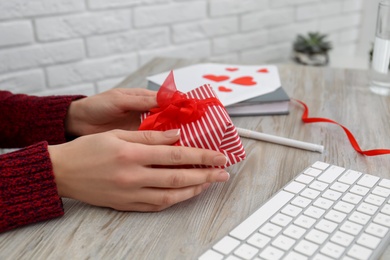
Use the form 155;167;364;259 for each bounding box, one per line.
139;71;222;131
294;98;390;156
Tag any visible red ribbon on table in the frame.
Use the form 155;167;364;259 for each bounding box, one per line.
139;71;223;131
294;98;390;156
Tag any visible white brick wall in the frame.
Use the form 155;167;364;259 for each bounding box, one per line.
0;0;365;96
0;21;34;47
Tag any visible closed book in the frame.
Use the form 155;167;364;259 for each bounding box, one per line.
226;86;290;116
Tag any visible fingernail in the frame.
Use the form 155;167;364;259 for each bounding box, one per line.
163;129;180;138
217;171;230;182
213;155;227;166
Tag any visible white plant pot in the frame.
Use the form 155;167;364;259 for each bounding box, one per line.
293;51;329;66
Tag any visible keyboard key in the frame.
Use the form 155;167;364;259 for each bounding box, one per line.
294;215;316;229
300;188;320;200
311;253;333;260
322;189;342;201
356;233;381;249
313;197;333;210
312;161;329;170
291;196;311;208
333;201;355;214
259;246;284;260
357;174;380;188
349;185;369;196
320;241;344;258
295;174;314;184
381;204;390;215
317;165;345;184
305;229;328;244
281;204;302;217
294;240;318;256
271;213;293;227
304;206;325;219
372;186;390;198
247;232;271;249
315;219;338;234
373;213;390;227
379;179;390;189
309;181;328;191
259;223;282;237
284;181;306;194
324;209;347;223
330;231;354;247
365;194;385;206
234;243;259;259
213;236;240;255
271;235;295;251
229;190;294;240
366;222;389;238
283;225;306;240
304;167;322;177
347;244;373;260
342;192;362;204
282;251;308;260
357;202;378;216
338;169;362;185
199;250;224;260
340;221;363;235
349;211;371;225
330;182;349;193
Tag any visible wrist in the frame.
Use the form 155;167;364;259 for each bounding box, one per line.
65;99;85;137
48;145;64;197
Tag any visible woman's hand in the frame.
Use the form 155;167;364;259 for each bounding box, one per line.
65;88;157;136
48;129;229;212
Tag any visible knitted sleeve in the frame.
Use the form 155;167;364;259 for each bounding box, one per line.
0;90;85;148
0;90;85;232
0;141;64;233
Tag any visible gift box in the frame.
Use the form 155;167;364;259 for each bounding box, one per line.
139;71;246;168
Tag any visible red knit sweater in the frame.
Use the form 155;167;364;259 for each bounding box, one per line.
0;90;84;232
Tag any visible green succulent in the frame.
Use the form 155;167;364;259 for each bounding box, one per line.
293;32;332;54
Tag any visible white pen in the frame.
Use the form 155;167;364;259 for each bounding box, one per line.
237;127;324;153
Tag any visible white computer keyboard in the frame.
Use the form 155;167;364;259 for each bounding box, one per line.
199;161;390;260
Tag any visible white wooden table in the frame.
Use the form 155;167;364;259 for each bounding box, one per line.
1;57;390;260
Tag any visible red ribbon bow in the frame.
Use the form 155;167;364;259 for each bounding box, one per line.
139;71;223;131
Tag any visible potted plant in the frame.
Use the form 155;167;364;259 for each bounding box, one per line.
293;32;332;66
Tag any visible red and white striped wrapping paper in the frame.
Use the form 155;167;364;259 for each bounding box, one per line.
141;84;246;168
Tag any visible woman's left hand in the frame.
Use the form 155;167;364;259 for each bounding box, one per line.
65;88;157;136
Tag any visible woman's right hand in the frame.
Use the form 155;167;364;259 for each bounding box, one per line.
48;129;229;212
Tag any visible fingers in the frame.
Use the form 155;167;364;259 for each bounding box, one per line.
115;88;157;111
112;129;228;167
113;129;183;150
138;168;230;188
113;129;181;144
113;183;211;212
139;145;227;167
116;88;156;97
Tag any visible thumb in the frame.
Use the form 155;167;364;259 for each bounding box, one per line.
113;129;181;145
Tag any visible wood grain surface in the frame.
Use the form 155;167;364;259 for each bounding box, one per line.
1;57;389;260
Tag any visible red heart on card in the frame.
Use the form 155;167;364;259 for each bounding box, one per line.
257;68;269;73
231;76;256;86
226;67;238;72
203;74;230;82
218;86;233;92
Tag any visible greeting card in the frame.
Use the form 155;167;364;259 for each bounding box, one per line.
147;63;282;106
